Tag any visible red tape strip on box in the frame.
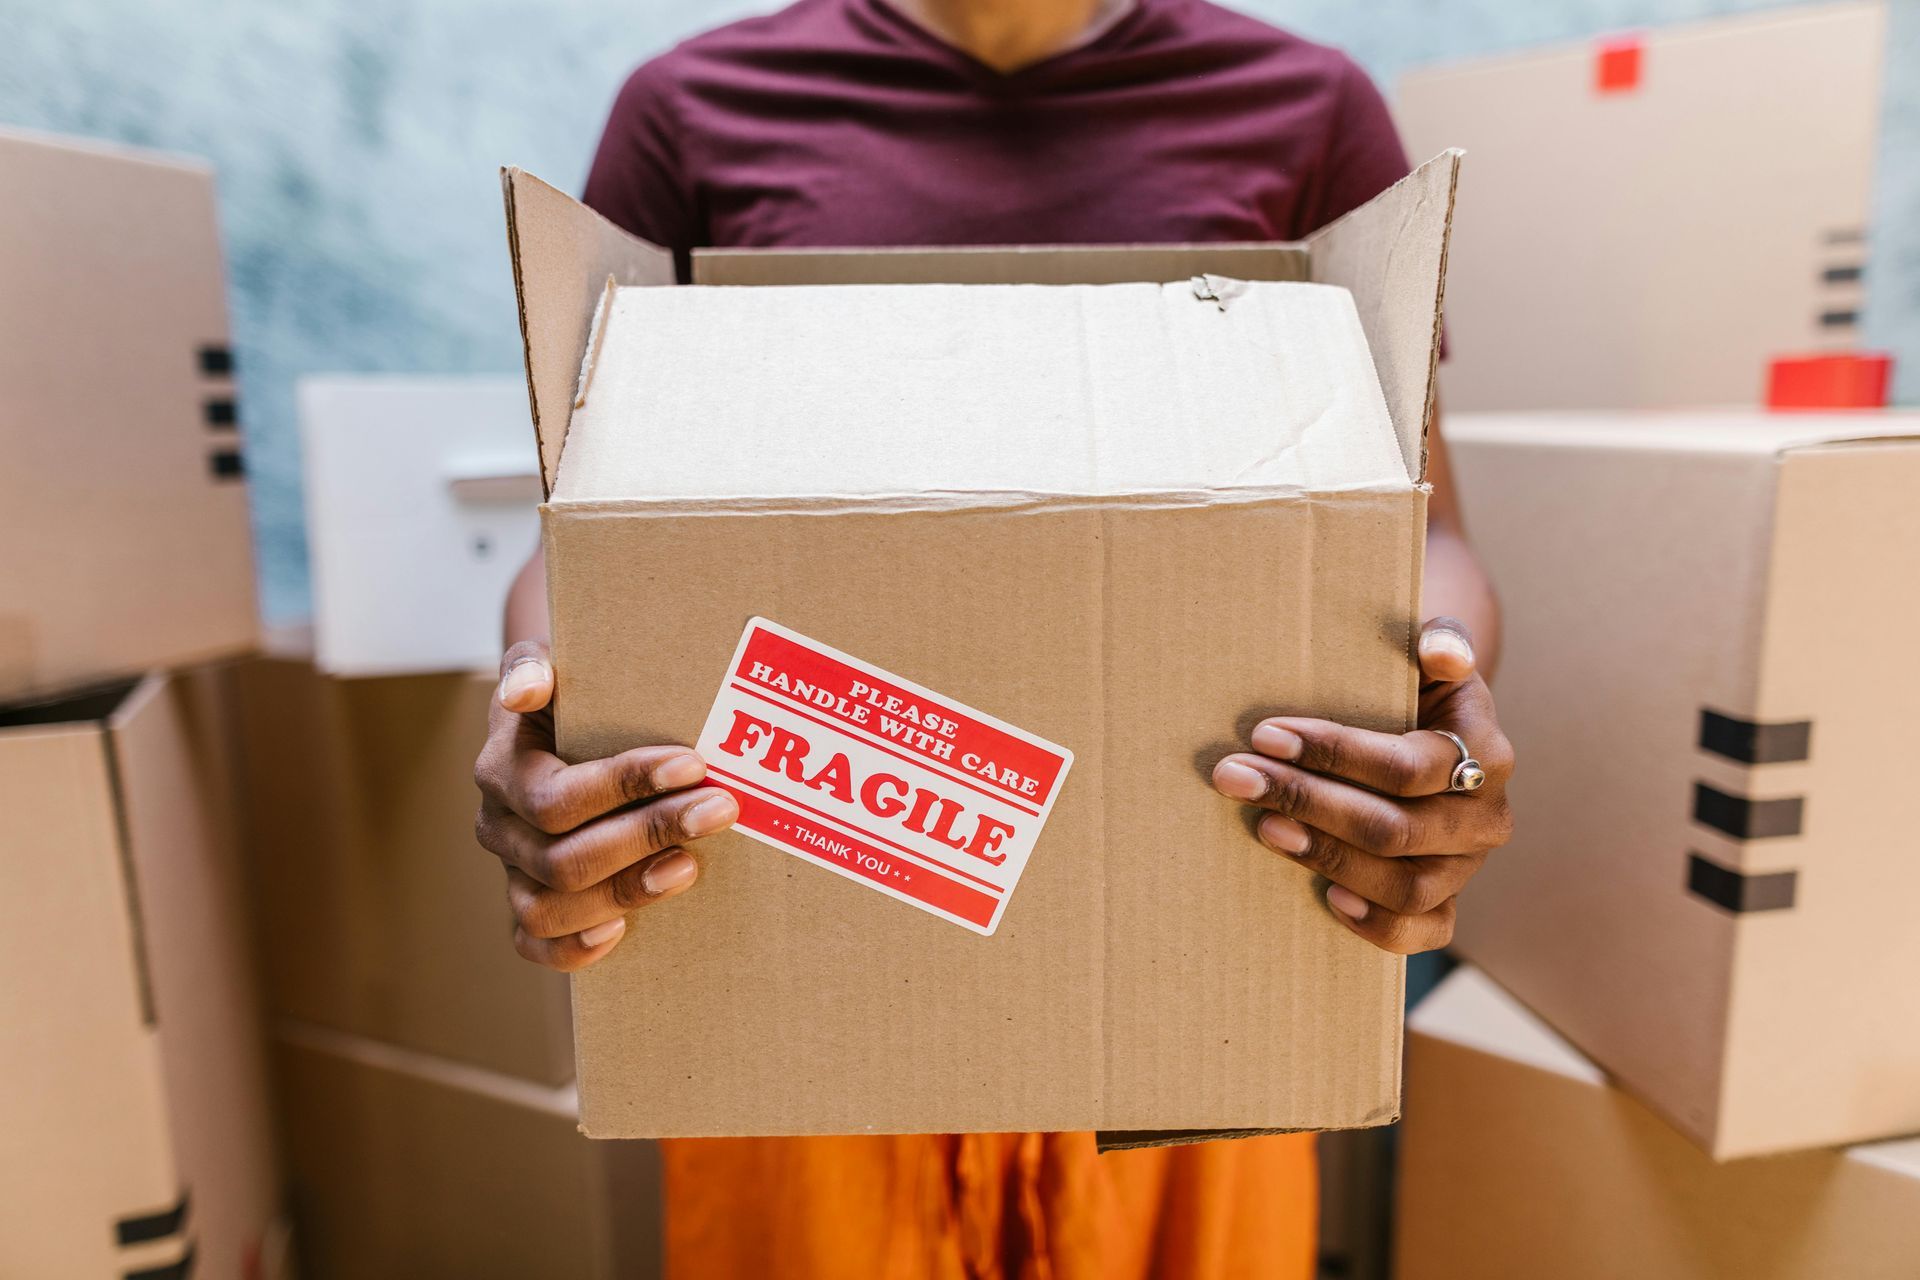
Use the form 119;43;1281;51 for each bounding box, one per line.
1765;352;1893;410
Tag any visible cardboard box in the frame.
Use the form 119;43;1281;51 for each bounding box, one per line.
499;151;1460;1139
1397;2;1885;410
299;376;541;676
1397;966;1920;1279
1445;410;1920;1158
0;671;286;1278
0;127;258;701
232;654;573;1084
275;1024;660;1280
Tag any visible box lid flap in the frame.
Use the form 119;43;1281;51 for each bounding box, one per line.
554;278;1407;505
499;167;675;496
1444;410;1920;456
1308;150;1462;483
1409;965;1603;1085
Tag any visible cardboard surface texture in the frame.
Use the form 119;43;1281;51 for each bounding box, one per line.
0;672;283;1278
0;127;258;701
1398;967;1920;1279
500;152;1460;1139
233;654;573;1084
300;376;542;676
1447;410;1920;1158
1397;3;1885;410
275;1024;659;1280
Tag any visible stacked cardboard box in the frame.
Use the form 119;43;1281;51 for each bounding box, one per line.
231;628;658;1275
1396;2;1887;412
1399;966;1920;1279
1392;411;1920;1273
0;129;288;1276
273;1024;658;1280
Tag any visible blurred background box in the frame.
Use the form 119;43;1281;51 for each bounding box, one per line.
1397;966;1920;1279
275;1023;659;1280
299;376;540;677
1397;2;1886;411
0;128;258;702
232;652;572;1084
1446;410;1920;1158
0;671;286;1279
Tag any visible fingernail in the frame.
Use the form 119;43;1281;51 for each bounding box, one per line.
1251;723;1304;760
683;791;739;838
579;917;626;949
500;659;551;708
1259;814;1313;854
1326;885;1369;921
654;752;706;790
1422;629;1474;667
1211;759;1267;801
641;849;698;897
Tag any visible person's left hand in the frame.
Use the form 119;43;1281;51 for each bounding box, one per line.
1209;616;1514;954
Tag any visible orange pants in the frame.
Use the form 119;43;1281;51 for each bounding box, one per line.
660;1132;1316;1280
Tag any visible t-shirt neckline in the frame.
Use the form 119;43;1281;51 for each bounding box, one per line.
854;0;1164;84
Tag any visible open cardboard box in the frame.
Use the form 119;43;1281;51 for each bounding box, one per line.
499;151;1460;1143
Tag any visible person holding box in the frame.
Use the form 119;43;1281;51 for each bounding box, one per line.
473;0;1514;1275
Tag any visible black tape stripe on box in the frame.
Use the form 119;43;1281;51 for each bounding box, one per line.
1694;783;1803;839
125;1246;194;1280
1698;710;1812;765
204;399;238;428
210;450;245;480
1822;264;1864;285
1687;854;1797;913
1819;309;1860;328
116;1192;188;1246
196;345;232;376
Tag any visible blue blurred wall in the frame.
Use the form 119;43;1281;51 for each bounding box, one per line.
1;0;1913;621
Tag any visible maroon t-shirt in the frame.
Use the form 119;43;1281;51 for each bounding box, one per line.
582;0;1413;275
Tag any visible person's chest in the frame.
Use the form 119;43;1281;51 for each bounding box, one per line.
679;66;1337;249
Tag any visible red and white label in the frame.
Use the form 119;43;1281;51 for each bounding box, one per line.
695;617;1074;936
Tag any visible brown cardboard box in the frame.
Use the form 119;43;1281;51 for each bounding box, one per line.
0;671;286;1278
0;128;258;701
1396;2;1885;411
1397;966;1920;1279
1446;410;1920;1158
232;654;572;1084
499;152;1460;1140
274;1024;659;1280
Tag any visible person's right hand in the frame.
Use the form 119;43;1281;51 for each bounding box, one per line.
474;639;739;971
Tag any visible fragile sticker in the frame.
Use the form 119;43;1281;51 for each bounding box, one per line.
695;617;1074;936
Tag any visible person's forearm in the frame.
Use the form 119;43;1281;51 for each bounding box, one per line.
504;550;551;649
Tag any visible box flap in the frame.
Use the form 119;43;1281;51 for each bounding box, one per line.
554;279;1406;505
1444;409;1920;457
499;167;675;496
693;242;1311;286
1408;966;1604;1085
1307;151;1462;484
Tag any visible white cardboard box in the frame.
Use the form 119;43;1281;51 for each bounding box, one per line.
299;376;539;676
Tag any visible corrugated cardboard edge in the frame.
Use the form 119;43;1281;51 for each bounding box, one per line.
1309;150;1463;486
499;168;675;497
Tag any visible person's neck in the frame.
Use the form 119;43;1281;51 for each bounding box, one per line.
887;0;1137;72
